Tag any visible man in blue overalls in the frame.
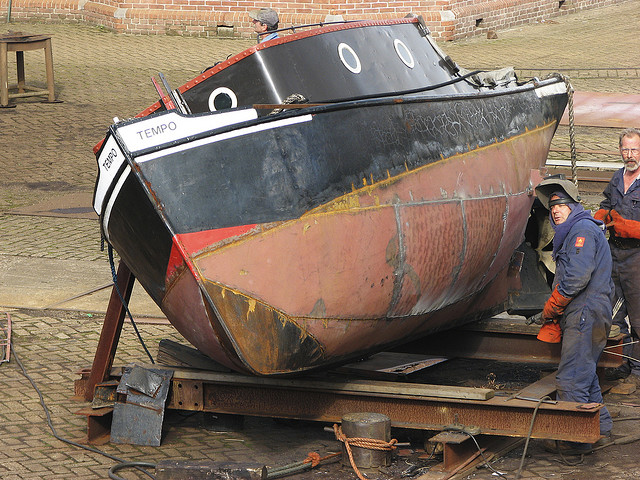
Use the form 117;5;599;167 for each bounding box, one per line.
535;177;614;455
594;128;640;385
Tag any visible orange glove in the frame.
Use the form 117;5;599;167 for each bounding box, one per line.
593;208;611;224
542;286;572;323
609;210;640;239
537;322;562;343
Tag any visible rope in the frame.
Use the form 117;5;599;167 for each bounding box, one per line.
303;452;321;467
333;424;398;480
561;74;578;187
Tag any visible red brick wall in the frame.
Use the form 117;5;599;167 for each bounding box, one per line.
0;0;626;40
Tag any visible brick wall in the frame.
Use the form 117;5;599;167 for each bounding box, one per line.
0;0;627;39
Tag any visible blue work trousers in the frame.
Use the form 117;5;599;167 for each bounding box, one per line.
611;245;640;375
556;306;613;436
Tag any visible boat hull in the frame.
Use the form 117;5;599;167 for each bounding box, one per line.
96;81;567;375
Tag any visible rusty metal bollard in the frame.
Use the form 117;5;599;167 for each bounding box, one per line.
340;412;392;469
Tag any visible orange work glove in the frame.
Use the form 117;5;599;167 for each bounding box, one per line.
537;322;562;343
542;286;572;323
593;208;611;224
609;210;640;239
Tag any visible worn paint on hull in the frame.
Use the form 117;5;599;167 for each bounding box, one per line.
158;122;556;375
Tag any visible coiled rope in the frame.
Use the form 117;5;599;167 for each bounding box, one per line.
333;424;398;480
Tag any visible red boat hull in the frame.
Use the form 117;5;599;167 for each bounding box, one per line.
161;122;554;374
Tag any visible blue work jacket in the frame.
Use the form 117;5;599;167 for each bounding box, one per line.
600;167;640;222
554;217;614;322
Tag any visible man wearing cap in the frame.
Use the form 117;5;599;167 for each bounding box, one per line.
535;177;614;455
594;128;640;385
249;8;280;42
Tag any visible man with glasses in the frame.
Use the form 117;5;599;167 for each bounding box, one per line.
595;128;640;385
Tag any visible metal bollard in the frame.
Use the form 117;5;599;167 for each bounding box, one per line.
341;412;392;468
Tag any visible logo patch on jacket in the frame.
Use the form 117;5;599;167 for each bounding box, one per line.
575;237;585;247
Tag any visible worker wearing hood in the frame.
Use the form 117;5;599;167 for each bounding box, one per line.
535;177;614;455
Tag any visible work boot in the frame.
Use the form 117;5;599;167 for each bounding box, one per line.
604;366;630;381
542;439;593;456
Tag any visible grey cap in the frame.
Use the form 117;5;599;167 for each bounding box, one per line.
249;8;279;27
535;177;581;209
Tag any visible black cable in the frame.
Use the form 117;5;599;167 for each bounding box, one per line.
10;340;156;479
515;396;548;480
460;431;508;479
109;462;157;480
107;245;155;364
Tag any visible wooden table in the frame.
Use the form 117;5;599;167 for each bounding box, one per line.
0;32;56;107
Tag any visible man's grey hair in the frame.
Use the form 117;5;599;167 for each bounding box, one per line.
619;128;640;147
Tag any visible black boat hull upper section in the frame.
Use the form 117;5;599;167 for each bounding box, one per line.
131;85;566;234
143;20;473;117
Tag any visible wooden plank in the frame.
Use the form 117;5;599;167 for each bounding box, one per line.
166;366;495;400
511;371;557;401
157;339;231;372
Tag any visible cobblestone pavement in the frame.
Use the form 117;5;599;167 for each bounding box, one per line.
1;2;640;479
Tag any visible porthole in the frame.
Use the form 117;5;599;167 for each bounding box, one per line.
394;39;414;68
338;43;361;74
208;87;237;111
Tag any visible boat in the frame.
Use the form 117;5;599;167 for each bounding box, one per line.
92;16;568;376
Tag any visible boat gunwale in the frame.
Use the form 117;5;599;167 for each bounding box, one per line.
124;75;566;161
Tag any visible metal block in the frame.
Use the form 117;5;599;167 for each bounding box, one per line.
124;364;164;397
91;380;119;409
110;365;173;446
111;402;164;446
169;378;204;410
74;406;113;445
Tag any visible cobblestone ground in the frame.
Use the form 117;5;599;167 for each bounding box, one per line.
0;309;346;480
1;2;640;479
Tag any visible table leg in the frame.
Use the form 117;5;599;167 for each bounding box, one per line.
16;51;25;93
44;38;55;102
0;43;8;106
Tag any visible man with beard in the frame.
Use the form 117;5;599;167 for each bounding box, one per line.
535;177;614;455
595;128;640;385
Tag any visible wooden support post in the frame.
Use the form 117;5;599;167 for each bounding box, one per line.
84;260;135;401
